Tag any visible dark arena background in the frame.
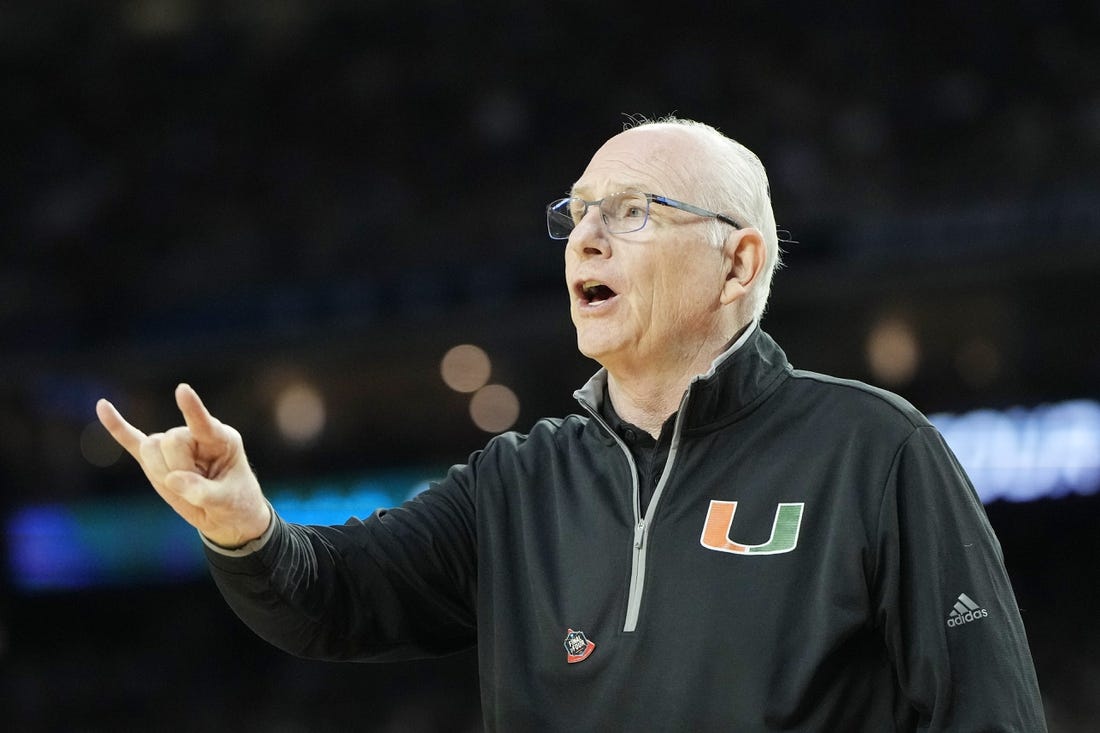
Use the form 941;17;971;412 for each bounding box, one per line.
3;2;1099;731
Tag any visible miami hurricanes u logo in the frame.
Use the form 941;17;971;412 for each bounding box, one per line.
700;501;805;555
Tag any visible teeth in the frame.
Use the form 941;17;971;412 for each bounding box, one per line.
583;280;603;290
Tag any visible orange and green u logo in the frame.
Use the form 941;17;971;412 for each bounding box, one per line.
700;501;805;555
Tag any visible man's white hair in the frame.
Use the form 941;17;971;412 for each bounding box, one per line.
624;115;782;324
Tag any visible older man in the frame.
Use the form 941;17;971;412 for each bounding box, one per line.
98;118;1046;731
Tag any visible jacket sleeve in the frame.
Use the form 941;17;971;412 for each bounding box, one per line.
203;460;479;663
873;425;1047;731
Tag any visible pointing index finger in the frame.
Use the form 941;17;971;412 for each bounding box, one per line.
95;398;147;459
175;383;223;443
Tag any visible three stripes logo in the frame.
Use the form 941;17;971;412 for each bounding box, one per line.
946;593;989;628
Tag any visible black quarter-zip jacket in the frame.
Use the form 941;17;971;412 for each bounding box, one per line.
205;327;1046;731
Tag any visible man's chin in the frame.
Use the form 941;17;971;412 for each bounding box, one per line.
575;337;614;364
575;335;632;370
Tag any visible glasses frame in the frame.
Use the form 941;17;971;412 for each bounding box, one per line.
546;191;742;240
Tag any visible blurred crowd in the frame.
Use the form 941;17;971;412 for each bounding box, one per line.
2;1;1099;730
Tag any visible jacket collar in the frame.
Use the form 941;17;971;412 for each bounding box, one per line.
573;323;790;433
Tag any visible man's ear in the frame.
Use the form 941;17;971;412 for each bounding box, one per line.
720;229;766;306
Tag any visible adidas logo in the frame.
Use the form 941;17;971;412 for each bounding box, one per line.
946;593;989;628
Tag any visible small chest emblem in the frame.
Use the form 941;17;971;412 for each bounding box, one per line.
564;628;596;663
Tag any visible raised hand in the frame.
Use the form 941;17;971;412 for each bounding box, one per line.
96;383;272;549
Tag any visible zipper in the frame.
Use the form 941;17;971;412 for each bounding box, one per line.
621;395;690;632
578;390;693;633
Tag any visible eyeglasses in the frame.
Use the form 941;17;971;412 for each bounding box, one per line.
546;191;742;240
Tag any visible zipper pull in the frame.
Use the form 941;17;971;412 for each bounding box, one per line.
633;520;646;549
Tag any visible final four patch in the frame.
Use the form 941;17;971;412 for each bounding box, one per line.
564;629;596;663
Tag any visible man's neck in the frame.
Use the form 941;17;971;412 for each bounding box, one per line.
604;323;753;438
605;372;693;438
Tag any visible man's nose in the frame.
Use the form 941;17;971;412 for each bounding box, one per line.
567;207;611;258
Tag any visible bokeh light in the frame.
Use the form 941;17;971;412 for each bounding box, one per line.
274;382;326;446
469;384;520;433
865;316;921;386
441;344;492;393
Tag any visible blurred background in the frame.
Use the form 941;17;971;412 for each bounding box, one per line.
2;1;1099;730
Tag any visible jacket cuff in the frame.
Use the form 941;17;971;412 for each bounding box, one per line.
199;501;277;557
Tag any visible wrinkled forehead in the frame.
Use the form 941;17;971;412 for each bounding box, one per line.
571;126;709;200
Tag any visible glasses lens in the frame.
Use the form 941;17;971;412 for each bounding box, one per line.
546;198;577;239
602;192;649;234
546;193;651;239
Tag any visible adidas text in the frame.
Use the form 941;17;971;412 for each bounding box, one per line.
947;608;989;627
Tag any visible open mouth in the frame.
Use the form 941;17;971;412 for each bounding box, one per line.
581;280;617;305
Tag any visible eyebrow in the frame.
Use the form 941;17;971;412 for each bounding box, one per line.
569;181;647;199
